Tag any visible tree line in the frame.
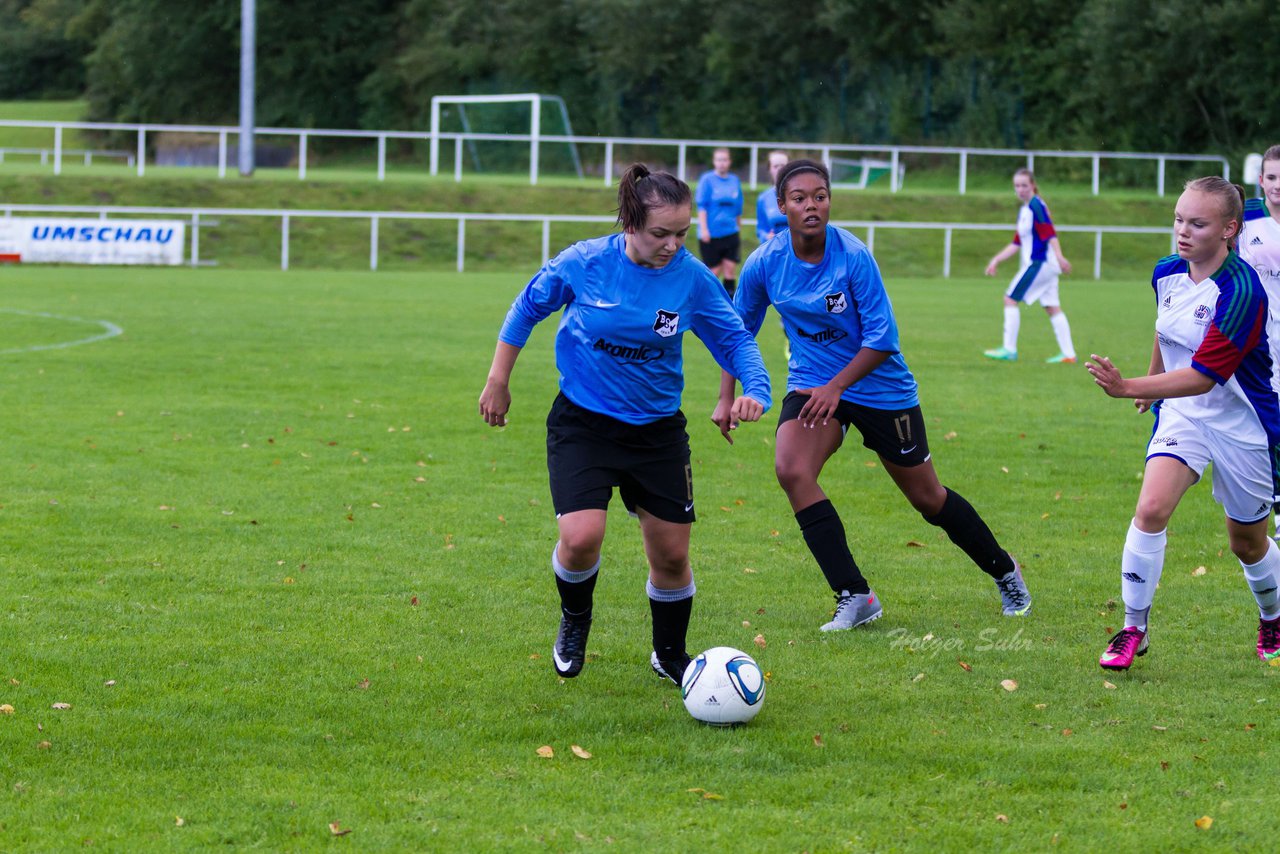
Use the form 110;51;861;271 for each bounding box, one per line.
2;0;1275;159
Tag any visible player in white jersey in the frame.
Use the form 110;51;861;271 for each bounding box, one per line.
1087;177;1280;670
1240;145;1280;533
983;169;1078;363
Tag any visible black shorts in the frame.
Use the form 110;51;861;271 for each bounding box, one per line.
777;391;931;467
699;233;740;268
546;393;695;523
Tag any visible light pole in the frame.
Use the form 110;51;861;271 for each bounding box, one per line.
238;0;255;176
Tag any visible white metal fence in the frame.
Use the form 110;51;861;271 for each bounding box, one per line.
0;118;1230;197
0;203;1174;278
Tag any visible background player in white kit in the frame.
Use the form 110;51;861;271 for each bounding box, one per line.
984;168;1077;364
1087;177;1280;671
1239;144;1280;536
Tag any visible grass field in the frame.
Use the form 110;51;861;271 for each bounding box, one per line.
2;262;1275;850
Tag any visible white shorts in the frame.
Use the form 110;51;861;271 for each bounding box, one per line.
1005;261;1060;307
1147;405;1274;524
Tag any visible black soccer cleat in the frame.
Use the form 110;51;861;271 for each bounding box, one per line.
650;650;692;687
552;615;591;678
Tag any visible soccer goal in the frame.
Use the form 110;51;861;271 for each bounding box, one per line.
428;93;583;185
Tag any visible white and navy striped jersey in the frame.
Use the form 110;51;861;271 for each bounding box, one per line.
1242;198;1280;301
1151;252;1280;449
1014;196;1060;272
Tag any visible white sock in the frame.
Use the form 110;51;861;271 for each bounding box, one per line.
1049;312;1076;358
1002;305;1021;352
1121;519;1166;631
1241;539;1280;620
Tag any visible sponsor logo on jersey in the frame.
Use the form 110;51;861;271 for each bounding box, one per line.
1162;294;1172;308
795;327;848;346
653;309;679;338
593;337;661;364
824;292;848;314
1151;436;1178;447
1252;236;1265;245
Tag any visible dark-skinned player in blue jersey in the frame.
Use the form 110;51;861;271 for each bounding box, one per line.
715;159;1029;632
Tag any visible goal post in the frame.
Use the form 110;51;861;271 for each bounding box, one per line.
428;93;582;185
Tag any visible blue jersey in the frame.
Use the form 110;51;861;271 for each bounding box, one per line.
755;187;787;243
499;233;772;425
696;172;743;238
736;225;918;410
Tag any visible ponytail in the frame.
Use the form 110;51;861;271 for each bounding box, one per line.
616;164;691;231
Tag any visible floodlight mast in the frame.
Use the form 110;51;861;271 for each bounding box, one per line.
238;0;255;176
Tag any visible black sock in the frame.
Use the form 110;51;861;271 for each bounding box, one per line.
923;487;1015;579
796;499;871;595
722;278;737;297
649;588;693;663
555;571;598;621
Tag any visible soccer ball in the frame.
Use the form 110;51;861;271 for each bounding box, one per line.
680;646;765;726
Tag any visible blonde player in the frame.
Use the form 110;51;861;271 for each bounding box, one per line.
1088;177;1280;670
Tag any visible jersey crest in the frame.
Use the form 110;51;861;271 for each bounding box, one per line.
824;292;847;313
653;309;679;338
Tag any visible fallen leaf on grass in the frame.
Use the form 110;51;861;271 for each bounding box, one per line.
813;734;824;747
742;567;757;574
912;672;926;683
0;704;14;714
410;596;419;606
1152;725;1168;731
1194;816;1213;830
753;634;766;649
1244;723;1256;731
1061;729;1073;737
1192;566;1207;577
906;540;926;548
571;745;592;760
37;740;51;749
1034;704;1047;710
686;788;704;794
957;660;972;672
1160;761;1170;771
1000;679;1018;692
175;816;184;827
50;703;71;710
357;679;370;690
702;792;723;800
995;814;1009;823
1103;681;1117;690
944;431;958;440
742;621;751;628
864;461;877;468
1000;466;1009;474
536;745;554;758
329;822;352;836
104;680;115;687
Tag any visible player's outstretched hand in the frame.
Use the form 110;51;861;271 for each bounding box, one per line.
1085;354;1128;399
1060;257;1073;275
478;380;510;427
984;259;999;276
796;384;842;428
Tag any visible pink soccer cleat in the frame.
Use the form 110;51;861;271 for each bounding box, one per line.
1099;627;1148;671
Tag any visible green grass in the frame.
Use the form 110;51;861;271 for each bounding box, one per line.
1;264;1274;850
0;101;90;151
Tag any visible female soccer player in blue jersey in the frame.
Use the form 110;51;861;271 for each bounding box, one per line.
479;163;772;686
696;147;745;294
755;150;789;245
1088;177;1280;670
984;169;1078;364
714;159;1030;631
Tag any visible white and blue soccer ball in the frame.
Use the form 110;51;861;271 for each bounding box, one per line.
680;646;765;726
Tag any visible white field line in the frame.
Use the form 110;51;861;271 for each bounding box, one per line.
0;308;123;355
